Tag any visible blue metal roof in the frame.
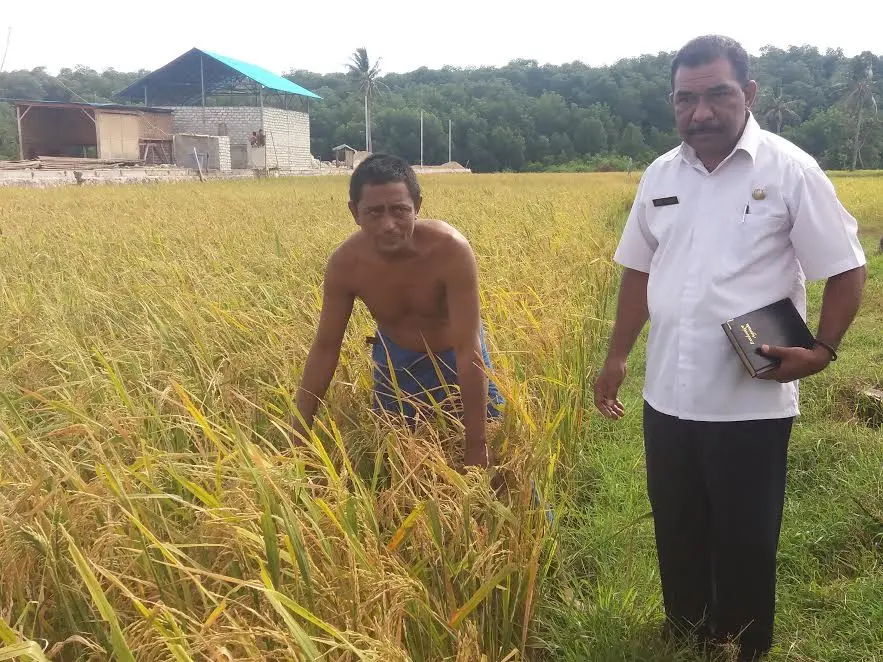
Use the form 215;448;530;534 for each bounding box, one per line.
200;50;321;99
115;48;322;106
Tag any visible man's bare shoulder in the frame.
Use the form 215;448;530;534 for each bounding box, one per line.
324;234;365;286
329;232;369;262
416;220;478;285
417;219;475;256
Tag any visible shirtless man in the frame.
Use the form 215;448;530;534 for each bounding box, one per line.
291;154;504;468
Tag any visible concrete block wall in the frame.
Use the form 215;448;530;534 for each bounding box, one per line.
173;134;232;172
260;107;313;170
250;145;267;169
171;107;263;148
217;136;232;171
170;106;313;171
230;144;248;169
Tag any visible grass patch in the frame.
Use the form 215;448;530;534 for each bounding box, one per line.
536;173;883;662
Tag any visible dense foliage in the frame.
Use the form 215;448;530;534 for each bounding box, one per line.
0;46;880;172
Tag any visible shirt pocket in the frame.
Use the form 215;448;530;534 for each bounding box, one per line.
719;196;791;278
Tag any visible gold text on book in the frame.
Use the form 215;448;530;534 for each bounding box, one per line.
740;323;758;345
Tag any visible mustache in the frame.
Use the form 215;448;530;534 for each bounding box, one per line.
687;124;723;135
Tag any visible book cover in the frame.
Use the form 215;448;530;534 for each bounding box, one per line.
722;298;816;377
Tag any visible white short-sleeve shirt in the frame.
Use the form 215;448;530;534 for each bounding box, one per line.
614;113;867;421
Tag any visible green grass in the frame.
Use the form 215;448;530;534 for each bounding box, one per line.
536;175;883;662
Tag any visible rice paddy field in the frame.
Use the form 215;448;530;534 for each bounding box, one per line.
0;172;880;661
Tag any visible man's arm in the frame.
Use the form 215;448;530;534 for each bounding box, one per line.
594;267;650;419
444;238;490;468
594;167;656;419
815;265;867;351
291;252;355;443
606;267;650;362
757;165;868;382
758;265;867;383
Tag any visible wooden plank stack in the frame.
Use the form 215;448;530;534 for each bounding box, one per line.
0;156;143;170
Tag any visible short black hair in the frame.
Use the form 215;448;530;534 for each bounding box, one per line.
670;35;750;89
349;153;421;204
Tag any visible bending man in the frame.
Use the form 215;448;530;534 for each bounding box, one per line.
292;153;504;467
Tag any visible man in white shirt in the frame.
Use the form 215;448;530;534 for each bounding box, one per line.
594;35;867;660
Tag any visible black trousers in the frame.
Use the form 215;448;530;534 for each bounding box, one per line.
642;401;793;660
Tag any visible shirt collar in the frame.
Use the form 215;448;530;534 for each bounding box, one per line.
679;112;761;166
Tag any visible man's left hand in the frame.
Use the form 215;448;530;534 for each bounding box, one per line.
756;344;832;383
463;444;508;495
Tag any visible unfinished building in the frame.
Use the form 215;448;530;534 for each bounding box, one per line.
12;100;174;163
116;48;322;171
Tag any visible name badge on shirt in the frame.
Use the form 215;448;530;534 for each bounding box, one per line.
652;196;679;207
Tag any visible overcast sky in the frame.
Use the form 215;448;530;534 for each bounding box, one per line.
2;1;879;78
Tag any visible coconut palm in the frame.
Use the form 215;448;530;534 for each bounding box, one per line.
759;86;802;134
346;48;385;153
843;54;878;170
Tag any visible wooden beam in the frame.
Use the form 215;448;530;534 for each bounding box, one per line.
200;55;206;130
259;86;267;176
16;104;23;160
95;110;102;159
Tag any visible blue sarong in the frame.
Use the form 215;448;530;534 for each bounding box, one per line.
370;330;552;523
369;326;504;420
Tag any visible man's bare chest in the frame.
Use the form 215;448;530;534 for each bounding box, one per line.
351;264;447;321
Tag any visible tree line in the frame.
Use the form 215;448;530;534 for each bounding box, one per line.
0;45;880;172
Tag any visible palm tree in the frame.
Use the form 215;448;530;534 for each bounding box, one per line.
346;48;385;153
759;86;802;134
843;54;878;170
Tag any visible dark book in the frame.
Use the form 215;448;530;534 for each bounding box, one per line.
721;298;816;377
